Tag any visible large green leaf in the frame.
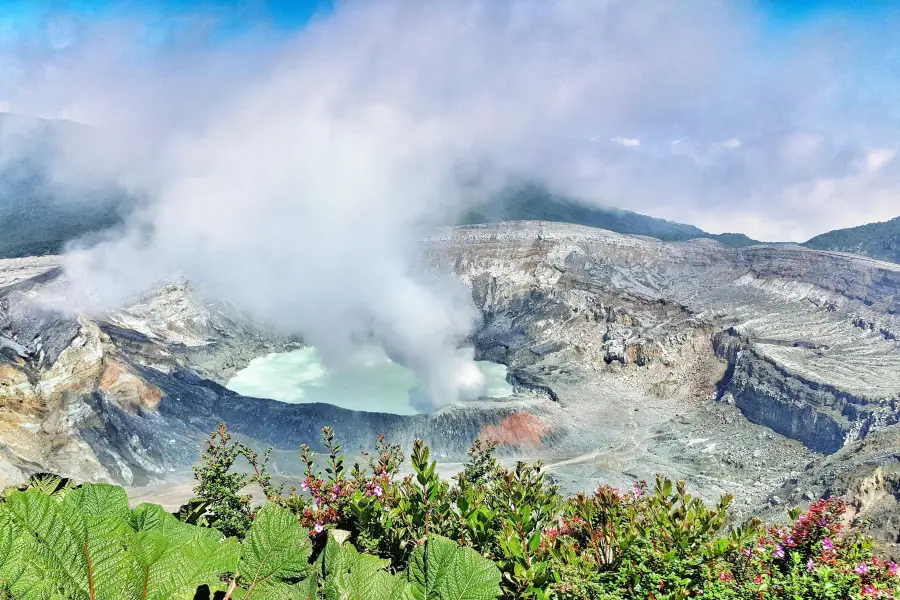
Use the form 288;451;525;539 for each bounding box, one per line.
131;503;225;548
0;513;33;598
405;535;501;600
64;484;131;523
130;529;238;600
234;504;313;599
4;489;134;599
128;504;239;600
320;531;412;600
1;486;238;600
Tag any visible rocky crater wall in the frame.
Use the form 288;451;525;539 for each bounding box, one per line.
1;223;899;508
425;222;900;456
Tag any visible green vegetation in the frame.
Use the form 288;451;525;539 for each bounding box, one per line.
461;182;762;248
1;426;897;599
804;216;900;264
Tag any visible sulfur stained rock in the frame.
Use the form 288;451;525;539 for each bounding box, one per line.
0;363;38;417
98;359;163;409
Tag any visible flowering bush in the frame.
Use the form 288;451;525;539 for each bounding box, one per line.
536;477;739;598
705;498;898;599
188;425;900;600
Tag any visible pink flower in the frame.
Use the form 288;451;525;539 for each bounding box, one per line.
855;563;870;575
719;571;730;582
822;538;834;551
863;585;876;595
773;546;785;559
806;559;815;571
741;548;752;556
314;523;324;534
889;562;898;576
373;485;383;497
301;481;309;491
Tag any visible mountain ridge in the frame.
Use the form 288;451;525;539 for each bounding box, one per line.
461;181;763;247
803;216;900;264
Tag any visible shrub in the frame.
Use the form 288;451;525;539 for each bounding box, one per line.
2;424;897;600
188;423;282;538
246;425;899;600
0;481;498;599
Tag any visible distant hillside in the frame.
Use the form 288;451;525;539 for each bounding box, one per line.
460;182;762;247
0;113;133;258
803;217;900;264
1;114;763;259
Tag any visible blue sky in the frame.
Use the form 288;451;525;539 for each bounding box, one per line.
0;0;892;44
761;0;894;24
0;0;332;47
0;0;895;68
1;0;898;241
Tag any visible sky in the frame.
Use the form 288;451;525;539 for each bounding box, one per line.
1;1;899;409
0;0;897;243
0;0;900;241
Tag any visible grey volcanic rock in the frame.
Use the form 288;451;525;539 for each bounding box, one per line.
757;424;900;557
0;221;898;532
425;222;900;453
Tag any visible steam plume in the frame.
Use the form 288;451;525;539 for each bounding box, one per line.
1;1;898;408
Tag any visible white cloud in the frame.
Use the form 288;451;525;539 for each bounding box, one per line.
611;136;641;147
864;149;895;174
0;0;898;405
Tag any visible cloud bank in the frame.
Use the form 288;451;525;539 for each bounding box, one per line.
1;0;898;408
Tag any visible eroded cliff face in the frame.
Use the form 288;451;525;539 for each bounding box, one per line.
0;223;898;530
425;223;900;454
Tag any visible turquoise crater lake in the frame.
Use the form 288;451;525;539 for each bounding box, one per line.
225;346;513;415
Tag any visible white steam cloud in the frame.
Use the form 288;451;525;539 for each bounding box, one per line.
1;1;899;408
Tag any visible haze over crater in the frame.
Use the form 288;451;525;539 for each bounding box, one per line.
0;0;897;410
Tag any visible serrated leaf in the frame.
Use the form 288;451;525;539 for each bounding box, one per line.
236;504;312;599
25;474;77;501
131;503;224;548
0;512;35;598
131;529;239;600
406;535;501;600
5;490;134;599
321;530;411;600
64;484;132;523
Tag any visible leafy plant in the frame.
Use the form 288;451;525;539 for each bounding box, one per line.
6;473;78;500
317;529;408;600
224;504;314;599
0;473;501;600
185;423;281;538
316;529;502;600
405;534;502;600
0;483;235;599
2;423;898;600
